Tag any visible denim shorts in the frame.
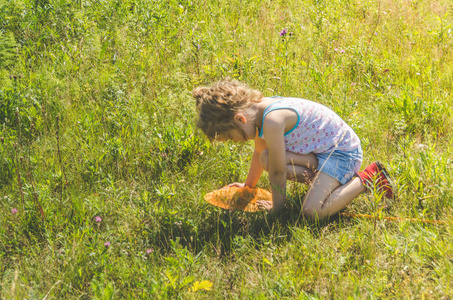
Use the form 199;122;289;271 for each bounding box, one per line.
315;147;363;185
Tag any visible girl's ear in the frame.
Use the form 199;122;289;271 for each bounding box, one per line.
234;114;247;124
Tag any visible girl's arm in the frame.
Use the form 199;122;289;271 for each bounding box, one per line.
258;114;288;211
244;135;266;188
227;132;266;188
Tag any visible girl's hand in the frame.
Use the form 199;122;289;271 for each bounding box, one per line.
257;200;285;213
224;182;245;188
256;200;273;211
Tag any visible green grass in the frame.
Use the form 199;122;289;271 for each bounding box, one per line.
1;0;453;298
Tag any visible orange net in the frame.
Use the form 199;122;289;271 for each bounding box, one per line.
204;186;272;212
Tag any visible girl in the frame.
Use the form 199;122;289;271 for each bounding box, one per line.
193;79;394;220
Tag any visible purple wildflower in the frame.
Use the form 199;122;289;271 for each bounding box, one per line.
334;48;339;52
340;49;345;53
11;208;18;215
95;216;102;223
197;44;201;50
146;249;154;254
104;241;111;248
279;28;288;37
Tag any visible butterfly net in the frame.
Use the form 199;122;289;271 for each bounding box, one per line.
204;186;272;212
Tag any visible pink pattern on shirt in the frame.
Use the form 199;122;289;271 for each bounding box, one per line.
260;98;360;154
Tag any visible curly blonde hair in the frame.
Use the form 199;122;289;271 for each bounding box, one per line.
193;78;263;140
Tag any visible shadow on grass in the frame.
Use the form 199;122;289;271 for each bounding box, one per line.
142;192;348;258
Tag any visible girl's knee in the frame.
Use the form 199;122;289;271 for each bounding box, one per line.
302;200;325;220
260;149;269;171
302;205;319;220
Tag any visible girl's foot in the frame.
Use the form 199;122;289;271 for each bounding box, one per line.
357;161;395;199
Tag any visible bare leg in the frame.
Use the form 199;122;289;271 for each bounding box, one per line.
260;150;318;184
286;165;315;183
285;151;318;171
302;172;367;220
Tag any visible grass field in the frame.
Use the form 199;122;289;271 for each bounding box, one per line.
1;0;453;298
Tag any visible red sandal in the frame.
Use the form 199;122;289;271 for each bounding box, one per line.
357;161;395;199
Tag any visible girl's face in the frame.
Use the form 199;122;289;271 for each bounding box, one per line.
217;114;257;142
220;128;252;142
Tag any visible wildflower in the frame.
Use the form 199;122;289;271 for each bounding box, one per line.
197;44;201;50
417;144;428;150
95;216;102;223
374;32;378;35
340;49;345;53
11;208;18;215
146;249;154;254
104;241;111;248
279;28;288;37
334;48;339;52
351;82;357;86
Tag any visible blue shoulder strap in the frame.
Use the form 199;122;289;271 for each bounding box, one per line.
258;97;300;138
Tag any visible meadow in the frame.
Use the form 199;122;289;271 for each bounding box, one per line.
1;0;453;298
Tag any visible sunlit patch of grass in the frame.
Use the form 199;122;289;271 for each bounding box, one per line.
0;0;452;298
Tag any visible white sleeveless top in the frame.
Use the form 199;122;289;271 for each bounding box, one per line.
258;97;360;154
